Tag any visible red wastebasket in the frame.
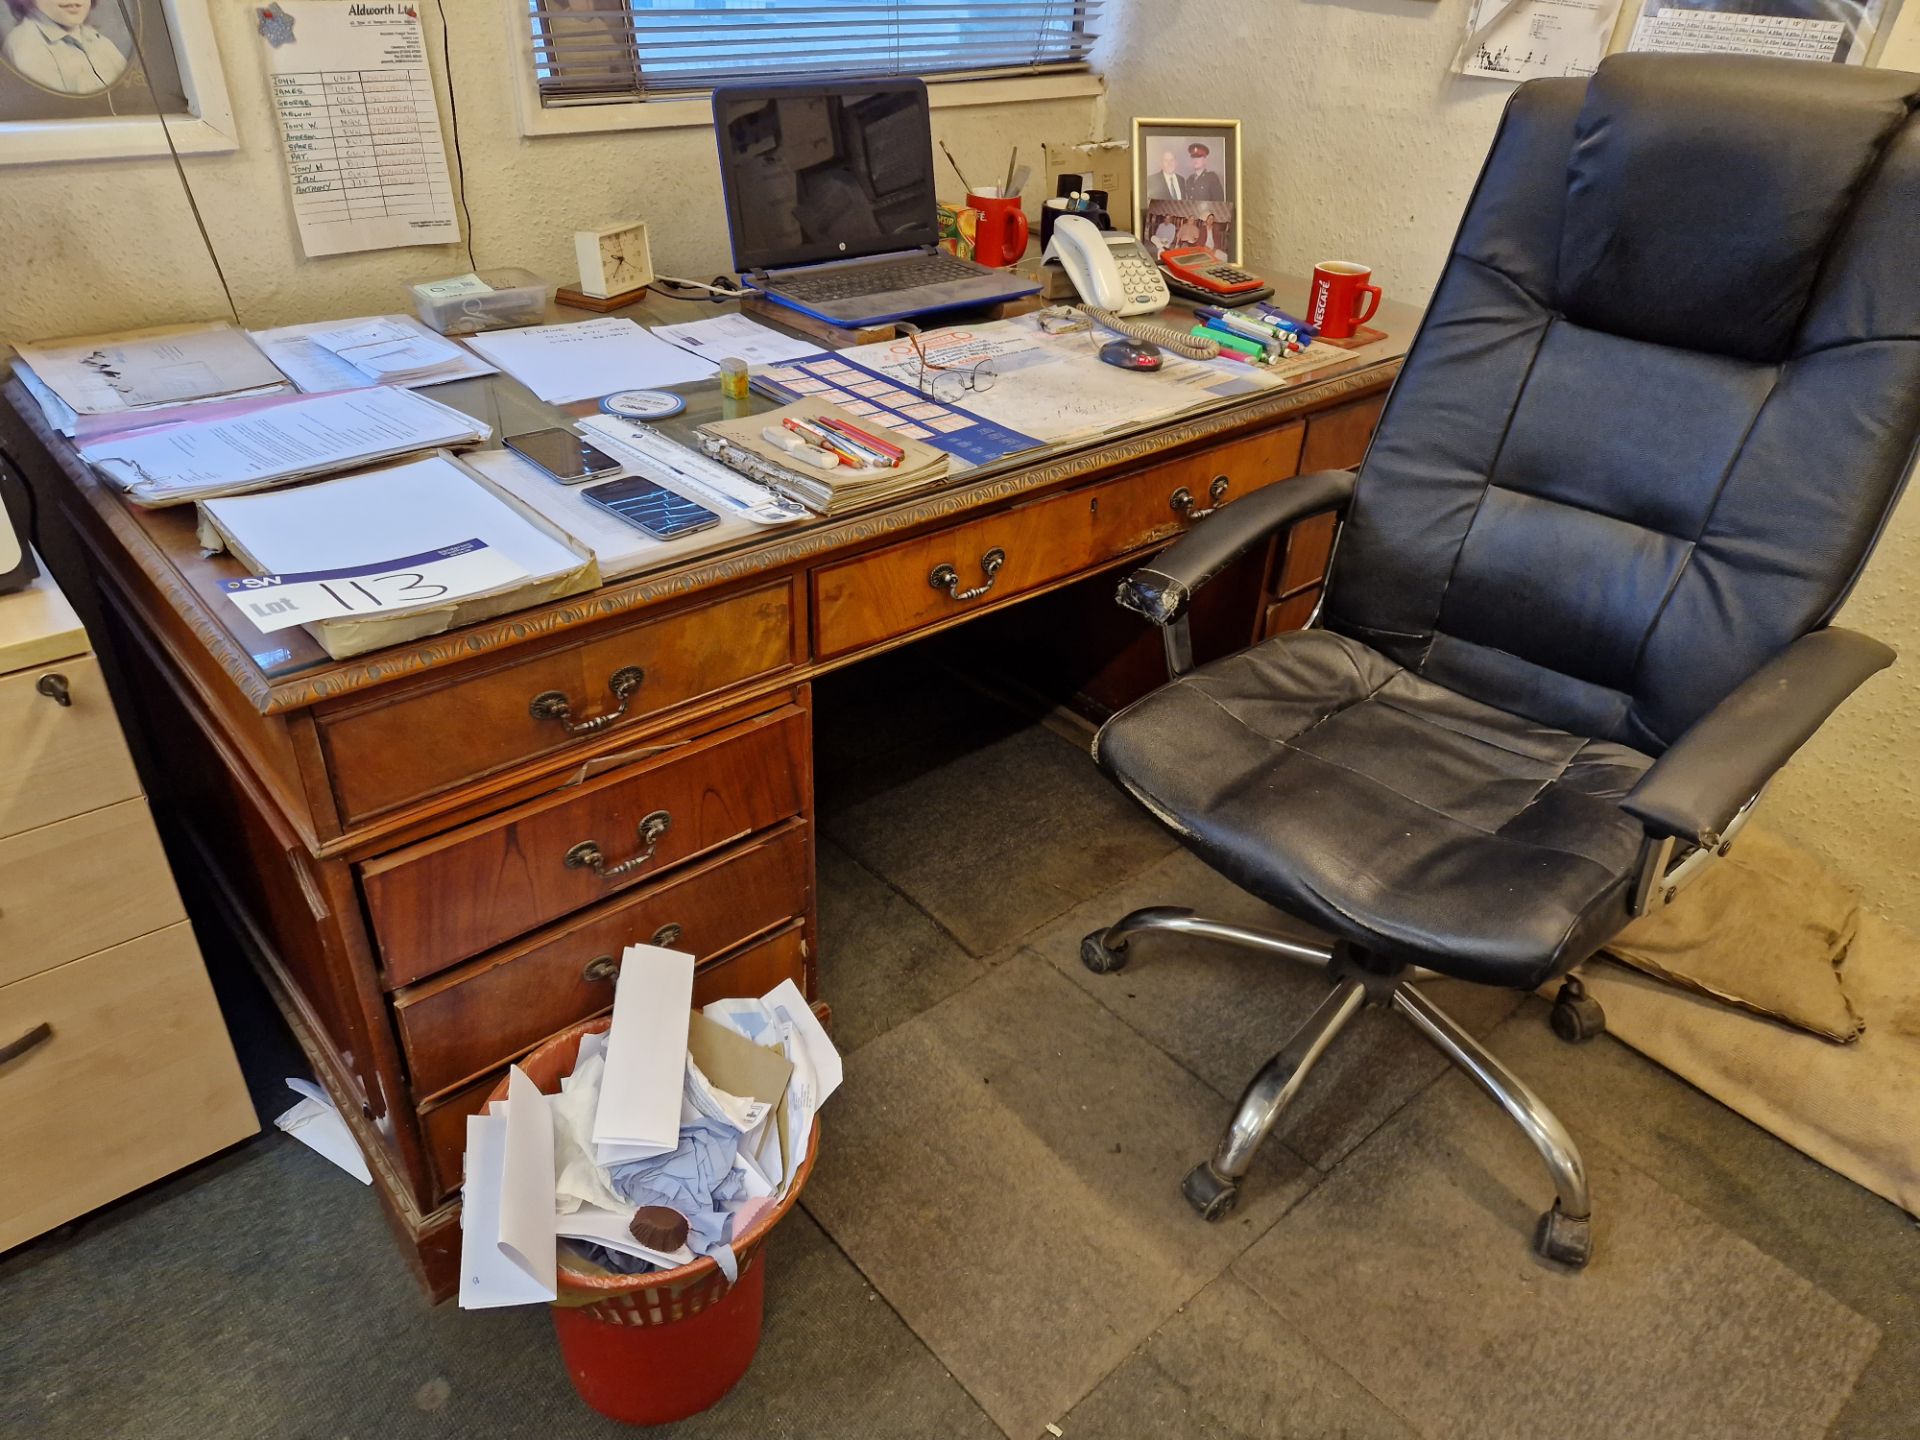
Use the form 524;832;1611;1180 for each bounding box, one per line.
485;1014;819;1426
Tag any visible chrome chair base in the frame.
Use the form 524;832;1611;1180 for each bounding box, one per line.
1082;907;1596;1268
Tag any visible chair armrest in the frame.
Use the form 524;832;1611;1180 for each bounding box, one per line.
1116;469;1357;625
1623;627;1894;847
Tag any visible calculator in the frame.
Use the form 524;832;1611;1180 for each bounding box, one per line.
1158;247;1269;296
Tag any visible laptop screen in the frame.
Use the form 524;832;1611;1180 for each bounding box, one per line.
713;78;938;274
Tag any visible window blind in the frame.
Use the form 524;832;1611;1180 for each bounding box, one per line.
528;1;1101;106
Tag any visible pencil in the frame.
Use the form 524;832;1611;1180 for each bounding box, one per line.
818;416;904;459
939;141;973;192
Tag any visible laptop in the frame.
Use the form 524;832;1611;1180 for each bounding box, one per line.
711;77;1040;328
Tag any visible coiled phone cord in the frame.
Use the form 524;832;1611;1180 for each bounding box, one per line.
1080;305;1222;361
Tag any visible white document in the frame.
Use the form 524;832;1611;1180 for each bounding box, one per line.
273;1078;372;1184
260;0;462;258
1627;1;1877;63
202;455;583;595
459;1068;558;1309
465;319;718;404
79;388;489;505
592;945;696;1166
1457;0;1623;81
219;538;528;634
252;315;495;393
16;324;290;416
651;313;820;367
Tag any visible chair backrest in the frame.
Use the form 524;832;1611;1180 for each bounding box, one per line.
1322;55;1920;754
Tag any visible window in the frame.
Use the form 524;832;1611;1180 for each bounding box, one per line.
528;1;1101;107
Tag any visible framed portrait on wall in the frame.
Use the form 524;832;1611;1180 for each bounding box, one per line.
0;0;233;165
1130;116;1243;265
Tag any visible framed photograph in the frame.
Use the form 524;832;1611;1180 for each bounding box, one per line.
1130;116;1242;265
0;0;234;166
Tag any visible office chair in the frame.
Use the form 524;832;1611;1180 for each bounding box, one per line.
1082;55;1920;1267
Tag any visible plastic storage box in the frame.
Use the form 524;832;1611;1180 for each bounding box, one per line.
410;267;551;336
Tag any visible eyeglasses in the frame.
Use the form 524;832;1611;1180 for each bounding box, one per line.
897;324;997;405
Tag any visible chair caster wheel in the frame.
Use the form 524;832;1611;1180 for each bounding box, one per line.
1533;1202;1593;1267
1549;977;1605;1043
1182;1163;1239;1222
1080;930;1129;975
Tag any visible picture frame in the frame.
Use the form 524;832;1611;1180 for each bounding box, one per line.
0;0;234;167
1130;116;1243;266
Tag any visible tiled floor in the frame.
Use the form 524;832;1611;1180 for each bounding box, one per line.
5;651;1914;1439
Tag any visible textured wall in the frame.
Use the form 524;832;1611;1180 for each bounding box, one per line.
1101;0;1920;924
0;5;1098;338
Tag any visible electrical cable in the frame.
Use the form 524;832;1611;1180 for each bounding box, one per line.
1080;304;1221;360
432;0;480;274
652;274;748;302
111;0;240;325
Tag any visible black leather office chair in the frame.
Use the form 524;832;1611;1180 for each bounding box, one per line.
1082;55;1920;1267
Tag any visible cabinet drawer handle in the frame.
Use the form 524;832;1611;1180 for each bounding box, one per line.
1171;475;1231;520
929;547;1006;603
0;1021;53;1069
565;809;671;881
582;955;620;984
35;674;71;707
530;665;646;735
651;922;683;948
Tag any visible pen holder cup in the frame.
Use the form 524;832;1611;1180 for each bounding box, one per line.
486;1015;821;1426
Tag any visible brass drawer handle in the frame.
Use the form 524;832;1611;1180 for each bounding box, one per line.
580;922;680;984
1171;475;1231;520
530;665;646;736
0;1021;53;1069
35;674;71;707
582;955;620;984
565;809;671;882
929;547;1006;603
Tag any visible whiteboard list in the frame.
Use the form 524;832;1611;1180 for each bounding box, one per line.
260;1;462;259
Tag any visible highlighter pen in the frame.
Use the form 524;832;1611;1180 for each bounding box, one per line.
1257;303;1318;338
1199;310;1284;353
1193;325;1266;358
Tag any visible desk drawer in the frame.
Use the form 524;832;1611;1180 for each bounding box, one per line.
0;798;186;989
395;821;809;1098
317;580;798;824
0;654;140;840
0;923;256;1250
811;423;1305;658
418;920;809;1198
361;704;808;986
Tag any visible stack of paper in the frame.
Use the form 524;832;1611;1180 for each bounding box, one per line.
14;322;293;435
199;453;599;657
699;398;950;515
464;318;717;404
251;315;496;393
77;387;491;506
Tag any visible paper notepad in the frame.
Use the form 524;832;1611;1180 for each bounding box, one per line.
592;945;695;1166
459;1067;557;1309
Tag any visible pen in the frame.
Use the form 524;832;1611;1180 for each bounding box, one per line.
1193;325;1267;358
818;415;904;460
817;425;894;466
1257;303;1318;338
1198;310;1284;353
939;141;973;192
783;416;880;467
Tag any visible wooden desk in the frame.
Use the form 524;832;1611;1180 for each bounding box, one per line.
1;290;1412;1298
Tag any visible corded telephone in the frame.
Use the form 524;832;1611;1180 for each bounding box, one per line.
1043;215;1169;315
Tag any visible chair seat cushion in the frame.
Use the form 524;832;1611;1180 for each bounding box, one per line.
1093;630;1656;988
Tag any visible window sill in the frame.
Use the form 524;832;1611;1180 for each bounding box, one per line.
512;70;1104;139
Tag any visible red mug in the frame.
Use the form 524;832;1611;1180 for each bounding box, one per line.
967;192;1030;270
1309;261;1382;340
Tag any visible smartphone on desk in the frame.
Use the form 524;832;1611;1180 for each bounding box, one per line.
583;476;720;540
505;427;621;485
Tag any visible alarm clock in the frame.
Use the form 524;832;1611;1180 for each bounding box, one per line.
574;221;655;301
0;455;38;594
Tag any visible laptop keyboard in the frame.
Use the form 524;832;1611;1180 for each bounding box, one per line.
768;254;987;304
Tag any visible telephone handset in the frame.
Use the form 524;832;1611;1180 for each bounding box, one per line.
1044;214;1170;316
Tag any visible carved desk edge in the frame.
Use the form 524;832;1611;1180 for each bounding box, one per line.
5;358;1400;718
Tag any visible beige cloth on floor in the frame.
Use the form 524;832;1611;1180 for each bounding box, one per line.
1577;915;1920;1218
1600;826;1863;1042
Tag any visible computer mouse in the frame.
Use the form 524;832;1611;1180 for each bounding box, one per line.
1099;338;1163;371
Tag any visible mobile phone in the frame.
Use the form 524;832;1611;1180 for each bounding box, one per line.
583;476;721;539
504;427;622;485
